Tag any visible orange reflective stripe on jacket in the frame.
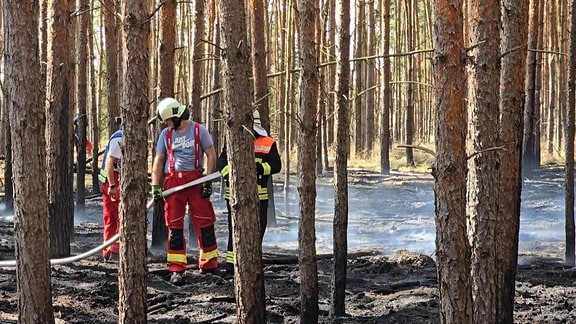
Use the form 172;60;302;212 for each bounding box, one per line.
254;136;275;155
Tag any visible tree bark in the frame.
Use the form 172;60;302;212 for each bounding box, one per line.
151;0;177;249
405;0;415;166
191;0;205;122
522;0;540;172
466;1;501;322
331;0;350;318
297;1;320;322
103;0;121;137
5;0;55;321
117;0;151;322
46;0;74;258
497;0;528;321
565;0;576;267
432;1;472;322
75;0;90;209
219;0;267;322
353;0;364;156
380;0;391;175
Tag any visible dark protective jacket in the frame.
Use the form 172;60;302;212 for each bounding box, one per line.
217;134;282;200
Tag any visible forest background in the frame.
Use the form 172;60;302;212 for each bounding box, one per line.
0;0;574;323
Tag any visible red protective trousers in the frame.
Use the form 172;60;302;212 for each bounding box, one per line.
163;170;218;272
100;172;120;258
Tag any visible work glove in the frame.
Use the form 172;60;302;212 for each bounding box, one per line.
255;162;264;175
201;181;213;198
151;184;163;201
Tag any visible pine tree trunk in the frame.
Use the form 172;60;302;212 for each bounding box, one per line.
297;0;320;322
466;1;501;322
432;1;472;322
103;0;121;137
497;0;529;320
46;0;74;258
331;0;351;318
564;0;576;267
219;0;267;321
117;0;151;321
5;1;55;321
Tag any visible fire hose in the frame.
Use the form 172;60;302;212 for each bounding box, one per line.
0;171;221;268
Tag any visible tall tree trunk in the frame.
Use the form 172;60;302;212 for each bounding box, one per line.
282;0;294;202
432;1;472;322
522;0;540;172
466;1;501;322
4;0;55;321
380;0;391;175
219;0;267;322
565;0;576;267
103;0;121;137
405;0;415;166
89;16;100;193
75;0;90;209
497;0;528;320
364;0;376;154
353;0;364;156
326;0;336;149
297;1;320;322
46;0;74;258
331;0;350;318
117;0;151;322
159;0;176;99
1;66;12;209
152;0;177;249
191;0;205;121
249;0;277;227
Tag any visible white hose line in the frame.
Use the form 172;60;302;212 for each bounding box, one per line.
0;171;221;268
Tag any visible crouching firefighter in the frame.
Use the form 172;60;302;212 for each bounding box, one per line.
151;97;219;284
98;127;123;261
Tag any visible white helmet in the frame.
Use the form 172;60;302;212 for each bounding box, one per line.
156;97;188;121
253;110;268;136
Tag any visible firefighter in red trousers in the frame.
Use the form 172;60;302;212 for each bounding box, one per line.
151;97;219;284
98;126;123;261
216;110;282;274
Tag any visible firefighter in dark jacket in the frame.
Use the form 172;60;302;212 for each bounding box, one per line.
216;110;282;274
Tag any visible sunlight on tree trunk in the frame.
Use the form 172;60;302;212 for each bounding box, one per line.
431;0;472;322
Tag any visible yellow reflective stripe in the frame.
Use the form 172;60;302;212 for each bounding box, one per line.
221;165;230;177
98;169;107;183
226;251;235;263
258;186;268;200
200;248;218;261
225;188;231;200
167;253;187;264
262;162;271;175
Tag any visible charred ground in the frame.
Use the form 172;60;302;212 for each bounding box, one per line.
0;167;575;323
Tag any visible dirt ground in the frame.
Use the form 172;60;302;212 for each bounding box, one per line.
1;171;576;323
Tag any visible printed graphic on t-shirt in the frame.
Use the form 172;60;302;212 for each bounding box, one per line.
172;136;195;150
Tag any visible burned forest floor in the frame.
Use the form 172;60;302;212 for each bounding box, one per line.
1;167;576;323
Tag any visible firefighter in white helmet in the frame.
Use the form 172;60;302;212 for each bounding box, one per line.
150;97;219;284
98;118;123;261
216;110;282;275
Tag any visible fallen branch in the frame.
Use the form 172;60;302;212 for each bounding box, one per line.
396;144;435;156
263;251;378;265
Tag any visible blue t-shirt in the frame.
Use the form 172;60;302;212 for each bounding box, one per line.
156;121;213;173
